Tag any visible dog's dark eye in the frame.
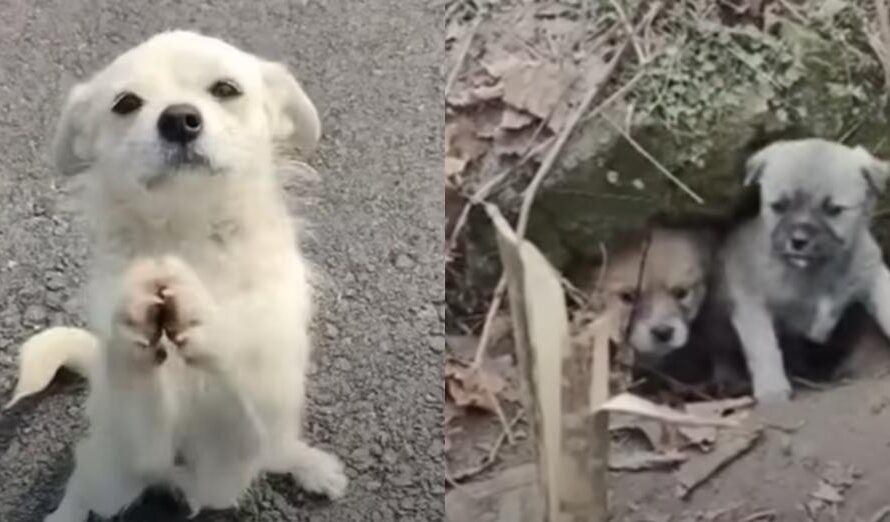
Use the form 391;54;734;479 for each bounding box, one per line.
209;79;242;99
111;92;143;115
671;287;688;300
770;199;790;214
823;201;844;217
618;290;637;305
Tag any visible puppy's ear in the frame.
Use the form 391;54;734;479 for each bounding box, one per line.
743;144;774;186
261;62;321;157
854;145;890;196
53;83;95;176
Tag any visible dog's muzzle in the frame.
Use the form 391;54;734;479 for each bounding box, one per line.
149;103;212;178
773;219;836;269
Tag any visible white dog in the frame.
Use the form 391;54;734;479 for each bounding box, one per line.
4;30;347;521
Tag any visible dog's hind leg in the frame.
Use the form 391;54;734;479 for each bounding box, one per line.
266;439;348;499
45;434;145;522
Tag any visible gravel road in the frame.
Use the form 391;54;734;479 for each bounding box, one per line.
0;1;443;520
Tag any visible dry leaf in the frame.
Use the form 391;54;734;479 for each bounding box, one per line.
675;428;762;499
595;393;743;428
679;397;755;450
610;414;672;452
445;359;507;413
446;83;505;108
445;156;468;183
497;60;571;124
810;481;844;503
610;449;687;471
500;108;535;130
445;115;489;181
678;425;718;451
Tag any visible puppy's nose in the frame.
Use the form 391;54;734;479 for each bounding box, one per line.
650;325;674;343
789;231;811;252
157;104;203;144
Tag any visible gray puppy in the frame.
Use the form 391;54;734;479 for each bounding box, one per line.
718;138;890;402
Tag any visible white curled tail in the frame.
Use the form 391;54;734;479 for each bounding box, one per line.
4;326;100;409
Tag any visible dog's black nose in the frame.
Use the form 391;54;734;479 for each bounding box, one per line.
651;325;674;343
789;232;811;252
157;104;203;144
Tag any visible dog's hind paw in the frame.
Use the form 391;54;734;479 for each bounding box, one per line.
290;444;348;500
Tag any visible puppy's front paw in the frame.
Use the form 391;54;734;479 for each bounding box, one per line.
754;379;793;404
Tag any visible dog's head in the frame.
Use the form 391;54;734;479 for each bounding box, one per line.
603;228;713;356
53;30;320;186
744;138;889;270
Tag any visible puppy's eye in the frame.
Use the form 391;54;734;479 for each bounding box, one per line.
111;92;143;115
671;287;689;300
618;290;637;305
770;199;790;214
823;202;844;217
209;79;242;99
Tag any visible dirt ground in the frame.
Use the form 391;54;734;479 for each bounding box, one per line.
447;323;890;521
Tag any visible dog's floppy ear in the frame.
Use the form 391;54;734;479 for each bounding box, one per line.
53;83;96;176
854;145;890;196
743;143;777;186
261;61;321;158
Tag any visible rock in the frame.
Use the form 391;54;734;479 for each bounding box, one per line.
428;335;445;353
23;304;47;325
453;9;890;308
393;253;414;269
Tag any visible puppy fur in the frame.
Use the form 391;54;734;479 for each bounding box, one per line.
602;226;715;358
718;138;890;402
11;30;346;521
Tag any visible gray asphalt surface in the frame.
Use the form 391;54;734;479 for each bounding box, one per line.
0;1;443;520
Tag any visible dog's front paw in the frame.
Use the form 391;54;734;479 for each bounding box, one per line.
115;258;168;364
155;256;216;366
753;378;793;404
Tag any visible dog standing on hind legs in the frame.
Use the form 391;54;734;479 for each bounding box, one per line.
5;30;347;521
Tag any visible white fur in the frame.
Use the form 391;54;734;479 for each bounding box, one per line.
10;30;346;521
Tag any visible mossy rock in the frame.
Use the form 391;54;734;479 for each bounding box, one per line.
451;5;890;320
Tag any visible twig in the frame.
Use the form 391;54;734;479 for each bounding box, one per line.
608;0;645;63
600;114;704;204
595;241;609;291
624;229;652;342
869;504;890;522
446;16;482;96
579;55;655;127
739;509;777;522
776;0;808;25
517;36;634;236
628;361;716;402
473;277;507;368
449;409;525;482
487;384;516;445
470;35;640;368
869;0;890;92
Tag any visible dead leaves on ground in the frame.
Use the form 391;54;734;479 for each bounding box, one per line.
608;393;763;495
445;358;508;413
445;3;618;191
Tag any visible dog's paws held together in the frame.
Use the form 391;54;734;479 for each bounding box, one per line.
116;256;214;366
